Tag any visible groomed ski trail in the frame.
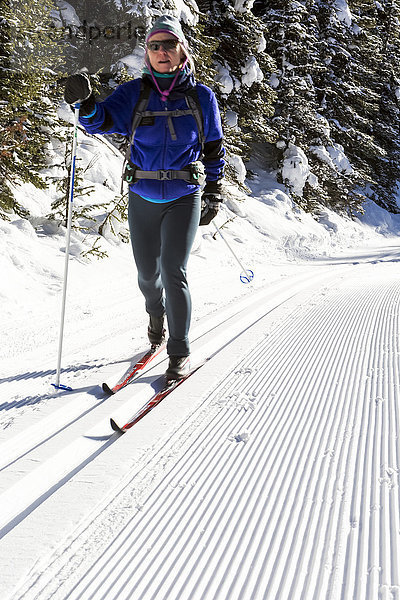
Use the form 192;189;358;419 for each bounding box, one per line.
9;258;400;600
0;266;339;597
0;267;329;522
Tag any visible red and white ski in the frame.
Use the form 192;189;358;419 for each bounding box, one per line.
102;344;165;395
110;362;204;433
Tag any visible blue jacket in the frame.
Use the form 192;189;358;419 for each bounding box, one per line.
80;74;225;202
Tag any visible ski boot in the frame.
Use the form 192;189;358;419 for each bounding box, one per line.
148;314;166;346
165;355;190;381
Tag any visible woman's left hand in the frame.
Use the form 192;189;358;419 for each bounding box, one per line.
199;194;222;226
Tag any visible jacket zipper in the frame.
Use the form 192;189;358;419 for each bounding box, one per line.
162;98;169;199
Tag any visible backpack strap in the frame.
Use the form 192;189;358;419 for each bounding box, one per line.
124;79;152;163
121;79;152;192
185;86;205;157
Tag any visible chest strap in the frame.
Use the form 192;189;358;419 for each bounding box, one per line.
139;109;195;141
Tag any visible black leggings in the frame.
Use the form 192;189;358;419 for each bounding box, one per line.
128;189;201;356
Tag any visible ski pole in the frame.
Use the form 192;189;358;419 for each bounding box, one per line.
213;221;254;284
53;103;80;391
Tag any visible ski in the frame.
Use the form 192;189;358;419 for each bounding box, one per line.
110;362;204;433
102;344;165;395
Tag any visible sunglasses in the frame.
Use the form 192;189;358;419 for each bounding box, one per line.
147;39;180;52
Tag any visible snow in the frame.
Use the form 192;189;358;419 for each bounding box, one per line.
50;0;81;28
256;33;266;53
225;110;238;128
281;142;317;196
233;0;255;13
241;55;263;87
315;111;331;137
226;154;247;183
114;47;146;78
334;0;353;26
310;142;354;174
173;0;199;26
214;61;234;96
269;72;280;88
1;109;400;599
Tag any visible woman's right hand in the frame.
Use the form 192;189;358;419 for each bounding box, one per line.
64;73;96;116
64;72;92;105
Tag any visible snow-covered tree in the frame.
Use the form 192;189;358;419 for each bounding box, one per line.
196;0;277;185
257;0;400;215
50;0;147;77
4;0;400;227
346;0;400;212
256;1;364;214
0;0;64;220
313;0;400;213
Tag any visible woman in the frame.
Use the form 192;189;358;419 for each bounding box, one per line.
64;15;225;380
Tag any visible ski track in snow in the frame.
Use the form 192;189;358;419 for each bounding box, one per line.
2;257;400;600
0;268;321;543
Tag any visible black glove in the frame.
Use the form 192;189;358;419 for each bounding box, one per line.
64;73;96;116
199;193;222;226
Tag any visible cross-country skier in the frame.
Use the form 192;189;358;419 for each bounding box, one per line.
64;15;225;380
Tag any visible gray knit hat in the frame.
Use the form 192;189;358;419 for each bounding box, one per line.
145;15;188;47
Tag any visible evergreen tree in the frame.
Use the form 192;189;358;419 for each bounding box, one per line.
258;0;400;214
52;0;146;77
195;0;277;184
5;0;400;232
347;0;400;212
314;0;400;213
0;0;64;220
258;1;365;214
